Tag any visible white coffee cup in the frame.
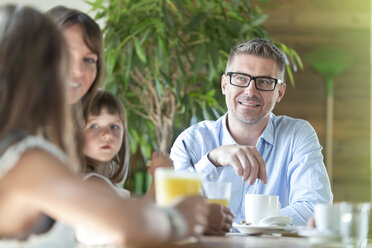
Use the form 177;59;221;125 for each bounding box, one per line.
314;203;341;234
245;194;280;225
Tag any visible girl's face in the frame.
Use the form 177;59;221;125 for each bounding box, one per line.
63;24;97;104
83;108;124;163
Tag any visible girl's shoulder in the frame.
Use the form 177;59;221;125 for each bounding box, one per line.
84;172;130;198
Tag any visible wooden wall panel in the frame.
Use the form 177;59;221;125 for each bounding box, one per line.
264;0;371;201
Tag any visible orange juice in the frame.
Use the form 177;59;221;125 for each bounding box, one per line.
155;168;202;206
202;181;231;208
206;198;229;207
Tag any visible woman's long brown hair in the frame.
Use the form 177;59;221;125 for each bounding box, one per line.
46;6;105;172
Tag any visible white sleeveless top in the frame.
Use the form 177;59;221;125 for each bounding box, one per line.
0;135;76;247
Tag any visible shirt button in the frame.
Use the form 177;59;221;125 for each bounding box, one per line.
209;174;214;180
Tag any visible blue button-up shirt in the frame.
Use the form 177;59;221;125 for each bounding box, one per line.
170;113;333;225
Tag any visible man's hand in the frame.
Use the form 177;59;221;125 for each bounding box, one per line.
203;203;234;236
307;215;316;228
171;196;208;238
208;145;267;185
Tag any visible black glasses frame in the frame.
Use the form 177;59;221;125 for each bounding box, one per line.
226;72;282;91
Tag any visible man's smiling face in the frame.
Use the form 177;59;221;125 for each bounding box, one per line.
221;53;286;126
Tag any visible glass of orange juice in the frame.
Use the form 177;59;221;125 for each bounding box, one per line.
155;168;202;206
203;181;231;207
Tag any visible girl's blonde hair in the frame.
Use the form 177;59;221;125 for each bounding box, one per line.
0;5;80;173
83;90;130;184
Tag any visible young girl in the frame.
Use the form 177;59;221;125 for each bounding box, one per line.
81;90;172;197
76;90;175;246
82;89;130;194
81;91;234;241
0;5;207;247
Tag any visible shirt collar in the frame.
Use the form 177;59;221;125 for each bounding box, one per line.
221;113;237;145
221;112;275;146
259;113;275;146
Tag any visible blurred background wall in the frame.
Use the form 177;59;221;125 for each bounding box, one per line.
264;0;370;202
3;0;370;202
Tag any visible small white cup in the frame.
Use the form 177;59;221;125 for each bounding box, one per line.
314;203;341;234
245;194;280;225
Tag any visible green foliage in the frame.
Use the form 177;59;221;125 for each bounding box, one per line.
86;0;302;192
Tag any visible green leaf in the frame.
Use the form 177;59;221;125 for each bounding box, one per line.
285;64;294;86
129;129;140;154
106;50;117;75
154;77;164;100
134;37;147;63
176;48;187;77
166;0;178;13
157;36;169;58
291;49;303;70
231;0;241;10
193;43;206;77
139;28;152;45
250;14;268;27
208;62;216;82
85;0;105;11
132;19;152;34
162;4;175;29
153;18;165;34
210;42;219;69
125;41;133;78
207;89;215;97
187;13;207;31
159;71;171;87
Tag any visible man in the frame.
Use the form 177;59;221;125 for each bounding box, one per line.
170;39;333;225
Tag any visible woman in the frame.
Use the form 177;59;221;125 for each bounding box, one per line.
47;6;104;172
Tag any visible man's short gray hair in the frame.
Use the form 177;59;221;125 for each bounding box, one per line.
225;38;285;80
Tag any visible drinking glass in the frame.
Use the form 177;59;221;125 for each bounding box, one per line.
155;168;202;206
340;202;371;248
202;181;231;207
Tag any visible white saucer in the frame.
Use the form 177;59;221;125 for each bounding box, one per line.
258;216;292;226
232;223;285;235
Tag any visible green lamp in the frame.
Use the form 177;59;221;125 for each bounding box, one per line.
305;47;354;184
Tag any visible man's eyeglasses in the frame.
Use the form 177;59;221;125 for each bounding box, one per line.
226;72;282;91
